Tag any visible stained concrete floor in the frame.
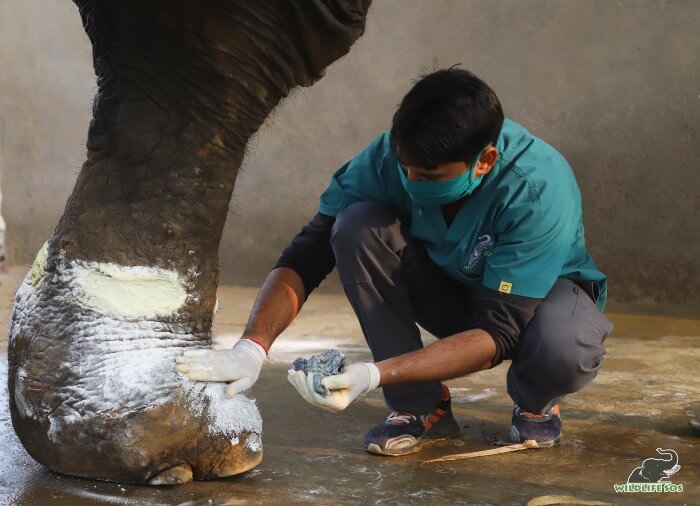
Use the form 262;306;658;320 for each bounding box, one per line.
1;265;698;505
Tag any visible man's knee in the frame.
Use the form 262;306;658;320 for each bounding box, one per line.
549;330;605;393
330;201;405;254
516;312;607;394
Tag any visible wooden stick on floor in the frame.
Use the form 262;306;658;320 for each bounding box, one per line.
421;440;540;464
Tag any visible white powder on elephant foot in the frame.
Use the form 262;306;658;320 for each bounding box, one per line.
72;262;188;319
12;246;262;449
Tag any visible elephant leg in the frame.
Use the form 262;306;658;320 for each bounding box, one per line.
9;0;371;484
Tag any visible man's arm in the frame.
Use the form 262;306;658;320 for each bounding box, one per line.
176;213;335;397
241;267;307;350
376;329;496;385
287;329;496;411
288;286;541;410
244;212;337;349
378;283;541;384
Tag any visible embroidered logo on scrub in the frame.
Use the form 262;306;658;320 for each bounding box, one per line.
466;235;494;269
498;281;512;294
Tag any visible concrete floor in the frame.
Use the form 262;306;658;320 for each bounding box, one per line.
1;265;698;505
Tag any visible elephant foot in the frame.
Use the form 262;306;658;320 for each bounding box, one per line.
149;464;193;486
209;432;264;478
8;256;264;484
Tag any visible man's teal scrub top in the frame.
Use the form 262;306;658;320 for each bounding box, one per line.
318;119;608;310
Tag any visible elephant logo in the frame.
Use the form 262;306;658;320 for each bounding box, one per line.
467;235;493;267
627;448;681;483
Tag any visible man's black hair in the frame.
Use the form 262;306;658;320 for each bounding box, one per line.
390;66;504;169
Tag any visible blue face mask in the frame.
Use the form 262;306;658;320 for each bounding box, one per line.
397;151;485;206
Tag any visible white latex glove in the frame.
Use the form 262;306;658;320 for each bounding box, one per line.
287;362;381;411
176;339;267;398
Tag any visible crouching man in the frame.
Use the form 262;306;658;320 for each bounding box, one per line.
177;67;613;455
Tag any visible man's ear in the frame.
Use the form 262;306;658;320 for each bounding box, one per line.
474;146;499;177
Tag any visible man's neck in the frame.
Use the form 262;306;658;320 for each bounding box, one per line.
441;197;468;227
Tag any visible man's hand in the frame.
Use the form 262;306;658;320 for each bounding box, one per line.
176;339;267;398
287;362;380;411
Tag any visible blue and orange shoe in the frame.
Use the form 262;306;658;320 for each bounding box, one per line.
363;385;460;456
509;404;562;447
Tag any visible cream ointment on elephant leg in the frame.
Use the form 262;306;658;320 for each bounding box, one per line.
9;244;262;483
7;0;370;485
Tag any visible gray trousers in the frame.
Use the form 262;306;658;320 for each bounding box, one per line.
330;201;614;415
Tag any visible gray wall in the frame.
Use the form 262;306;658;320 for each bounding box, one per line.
1;0;698;317
0;0;93;265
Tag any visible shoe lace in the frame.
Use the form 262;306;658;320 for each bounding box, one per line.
386;410;417;425
515;404;559;420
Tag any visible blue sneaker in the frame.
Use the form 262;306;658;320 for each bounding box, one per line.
509;404;562;447
364;385;460;456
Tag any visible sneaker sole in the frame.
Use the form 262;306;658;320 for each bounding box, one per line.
509;423;562;448
364;422;461;456
520;437;561;448
366;434;458;456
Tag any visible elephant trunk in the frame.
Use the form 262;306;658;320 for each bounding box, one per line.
656;448;679;471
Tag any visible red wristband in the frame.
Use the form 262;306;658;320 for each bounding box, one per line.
241;337;270;357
